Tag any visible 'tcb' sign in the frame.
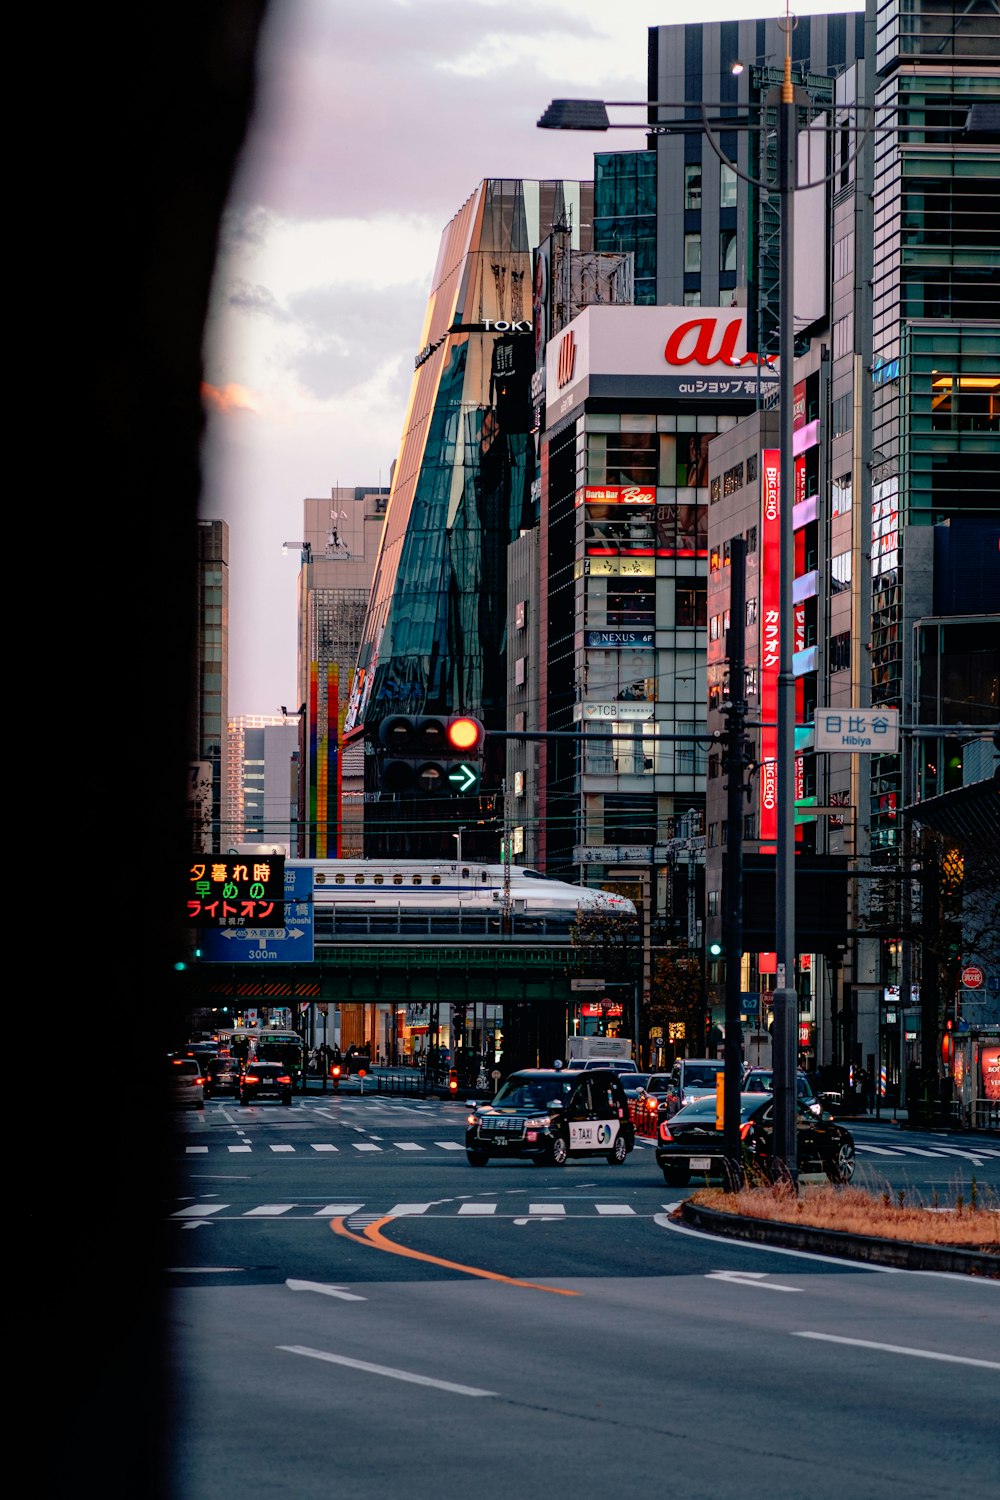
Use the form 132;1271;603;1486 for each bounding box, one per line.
187;854;285;927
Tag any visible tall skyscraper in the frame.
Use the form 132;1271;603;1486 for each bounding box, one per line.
294;485;388;855
192;518;229;851
346;178;595;857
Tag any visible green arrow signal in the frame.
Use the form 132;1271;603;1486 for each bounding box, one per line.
447;763;479;793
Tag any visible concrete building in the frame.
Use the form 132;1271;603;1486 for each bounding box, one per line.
224;715;300;854
292;485;388;855
191;519;229;852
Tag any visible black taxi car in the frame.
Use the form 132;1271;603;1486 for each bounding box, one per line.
465;1065;635;1168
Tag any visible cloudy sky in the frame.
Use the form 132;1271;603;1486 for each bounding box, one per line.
201;0;863;717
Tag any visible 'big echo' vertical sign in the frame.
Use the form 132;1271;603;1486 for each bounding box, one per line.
760;450;781;851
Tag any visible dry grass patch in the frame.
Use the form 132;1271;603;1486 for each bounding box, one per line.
688;1177;1000;1251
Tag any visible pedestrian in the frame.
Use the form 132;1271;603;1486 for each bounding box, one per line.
859;1067;872;1114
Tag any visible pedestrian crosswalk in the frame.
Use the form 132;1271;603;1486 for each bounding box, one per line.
170;1200;661;1220
180;1135;999;1160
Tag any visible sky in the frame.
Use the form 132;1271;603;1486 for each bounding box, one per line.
201;0;864;718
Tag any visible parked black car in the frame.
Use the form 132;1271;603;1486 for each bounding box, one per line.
238;1061;293;1107
655;1093;857;1187
466;1066;635;1167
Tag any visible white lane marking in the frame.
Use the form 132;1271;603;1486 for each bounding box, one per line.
352;1143;382;1152
888;1146;957;1159
394;1143;425;1152
529;1203;566;1215
185;1146;209;1154
279;1346;496;1396
927;1145;993;1165
435;1142;465;1150
458;1203;497;1215
270;1145;296;1153
387;1203;435;1216
172;1204;228;1217
311;1144;339;1152
228;1145;252;1154
244;1204;295;1217
286;1280;366;1302
708;1269;801;1292
595;1204;635;1216
854;1144;905;1157
315;1204;364;1216
793;1332;1000;1369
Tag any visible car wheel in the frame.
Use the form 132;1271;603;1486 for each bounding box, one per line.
825;1139;856;1184
607;1135;628;1165
661;1166;690;1187
466;1150;489;1167
549;1134;569;1167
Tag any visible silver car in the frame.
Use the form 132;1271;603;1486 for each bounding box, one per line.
168;1056;205;1110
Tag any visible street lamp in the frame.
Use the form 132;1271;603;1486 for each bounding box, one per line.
539;32;874;1182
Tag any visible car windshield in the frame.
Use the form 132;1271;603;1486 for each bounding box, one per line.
493;1078;572;1109
683;1065;722;1087
672;1094;763;1124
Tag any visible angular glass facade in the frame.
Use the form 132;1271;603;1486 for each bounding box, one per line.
346;179;593;853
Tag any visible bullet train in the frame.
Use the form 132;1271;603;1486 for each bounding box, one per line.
287;857;637;931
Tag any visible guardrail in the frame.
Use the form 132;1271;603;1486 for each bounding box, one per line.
971;1098;999;1134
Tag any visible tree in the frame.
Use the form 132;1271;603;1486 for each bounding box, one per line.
648;947;705;1056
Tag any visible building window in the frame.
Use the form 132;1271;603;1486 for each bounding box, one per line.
832;474;852;515
676;578;707;627
374;874;384;884
710;476;722;504
720;163;738;208
831;551;852;593
720;230;738;272
684;233;701;273
746;596;757;625
747;454;758;483
684;164;702;209
603;794;657;845
515;656;526;686
833;313;853;359
747;525;757;553
707;890;720;916
830;631;851;672
723;462;744;495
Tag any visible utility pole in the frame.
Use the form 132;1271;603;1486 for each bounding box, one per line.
723;537;749;1185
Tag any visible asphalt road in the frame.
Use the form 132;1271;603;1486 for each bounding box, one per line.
164;1096;999;1500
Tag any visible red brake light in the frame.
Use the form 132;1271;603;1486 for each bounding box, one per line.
277;1073;292;1085
739;1121;753;1140
658;1121;673;1142
331;1065;341;1077
244;1072;259;1084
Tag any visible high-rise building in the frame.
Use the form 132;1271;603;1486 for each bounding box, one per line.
293;485;388;855
346;178;595;858
192;519;229;851
701;0;998;1097
224;714;300;854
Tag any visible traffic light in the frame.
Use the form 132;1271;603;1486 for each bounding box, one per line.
708;941;723;959
378;714;485;795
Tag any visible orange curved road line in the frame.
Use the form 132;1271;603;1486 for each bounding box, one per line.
330;1215;580;1296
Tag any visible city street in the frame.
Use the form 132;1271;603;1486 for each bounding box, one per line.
165;1095;999;1499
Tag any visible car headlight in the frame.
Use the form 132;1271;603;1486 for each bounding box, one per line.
524;1115;552;1129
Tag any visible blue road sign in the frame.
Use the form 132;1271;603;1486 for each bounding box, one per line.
199;863;314;963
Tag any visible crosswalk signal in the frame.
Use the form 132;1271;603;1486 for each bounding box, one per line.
378;714;485;795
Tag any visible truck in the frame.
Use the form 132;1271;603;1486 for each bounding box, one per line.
565;1035;633;1065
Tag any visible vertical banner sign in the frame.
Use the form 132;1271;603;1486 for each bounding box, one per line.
308;661;320;858
760;450;780;850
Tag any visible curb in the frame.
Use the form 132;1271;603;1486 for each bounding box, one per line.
679;1200;999;1278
